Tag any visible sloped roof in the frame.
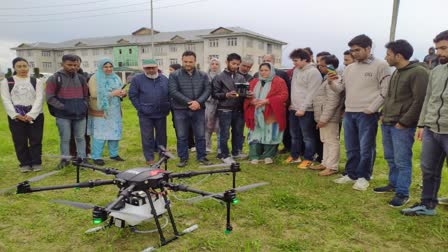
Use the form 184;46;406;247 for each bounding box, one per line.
12;26;287;50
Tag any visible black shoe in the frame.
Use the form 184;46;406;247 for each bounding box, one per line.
373;184;395;193
110;156;125;161
216;153;223;159
198;158;212;165
176;159;188;167
93;159;105;166
81;158;91;165
278;148;289;154
389;193;410;207
57;159;70;169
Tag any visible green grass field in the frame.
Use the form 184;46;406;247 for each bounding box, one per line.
1;99;448;252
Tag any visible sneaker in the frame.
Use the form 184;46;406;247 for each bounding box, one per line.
250;159;259;165
190;147;197;152
176;159;188;167
32;164;42;172
353;178;370;191
333;175;356;184
20;165;32;173
264;157;274;164
401;203;436;216
232;153;248;159
93;159;105;166
56;159;70;169
110;156;125;161
318;168;338;176
198;158;211;165
146;160;155;165
309;163;326;171
438;197;448;205
221;156;236;164
284;156;301;164
389;193;410;207
216;153;223;159
373;184;395;194
297;160;313;169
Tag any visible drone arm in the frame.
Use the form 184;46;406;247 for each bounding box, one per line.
163;182;224;200
169;166;240;180
75;162;121;175
105;183;136;211
16;179;115;194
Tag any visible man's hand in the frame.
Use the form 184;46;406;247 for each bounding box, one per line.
15;114;27;122
416;128;424;141
295;110;305;117
395;122;405;129
363;109;373;114
188;100;201;110
316;121;326;128
327;72;338;82
226;90;239;98
246;91;254;99
23;115;34;122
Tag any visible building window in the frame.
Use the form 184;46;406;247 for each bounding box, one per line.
29;61;35;68
93;49;100;56
27;50;33;57
227;37;237;47
267;44;273;54
155;46;163;55
246;39;253;48
82;62;89;68
129;48;133;54
55;51;63;57
169;45;177;52
258;56;263;64
42;51;51;57
246;55;253;60
258;41;264;50
156;59;163;66
118;62;123;67
208;55;219;61
93;60;99;67
104;48;111;54
142;47;149;53
81;50;88;56
42;62;52;68
185;44;195;51
170;58;178;65
119;49;122;55
209;39;219;47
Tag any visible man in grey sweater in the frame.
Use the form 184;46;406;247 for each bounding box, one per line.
402;30;448;216
328;34;391;191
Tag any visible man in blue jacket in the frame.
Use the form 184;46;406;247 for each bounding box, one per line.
129;59;170;165
169;51;212;167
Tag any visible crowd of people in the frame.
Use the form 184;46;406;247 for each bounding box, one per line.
1;30;448;217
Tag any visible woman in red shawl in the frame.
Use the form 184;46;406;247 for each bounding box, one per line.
244;63;288;164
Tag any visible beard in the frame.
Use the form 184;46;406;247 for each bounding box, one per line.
439;56;448;64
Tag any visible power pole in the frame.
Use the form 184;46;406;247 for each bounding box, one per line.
390;0;400;41
150;0;154;58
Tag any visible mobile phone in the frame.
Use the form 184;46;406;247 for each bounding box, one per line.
327;64;336;75
121;83;128;90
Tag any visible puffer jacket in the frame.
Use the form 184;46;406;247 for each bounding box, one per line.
129;73;170;118
168;68;211;110
313;76;343;123
212;69;246;111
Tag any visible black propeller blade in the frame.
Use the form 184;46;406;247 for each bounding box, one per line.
187;182;269;203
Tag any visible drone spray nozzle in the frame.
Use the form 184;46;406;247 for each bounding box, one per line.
92;206;108;224
16;181;31;194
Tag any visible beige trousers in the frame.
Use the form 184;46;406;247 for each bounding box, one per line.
319;122;340;170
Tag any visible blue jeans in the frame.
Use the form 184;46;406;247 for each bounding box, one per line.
218;110;245;158
289;111;316;160
139;116;167;162
420;128;448;208
173;109;206;160
343;112;378;180
91;138;119;160
382;124;416;196
56;117;86;159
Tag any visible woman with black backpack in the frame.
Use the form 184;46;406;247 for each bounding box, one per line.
0;57;45;172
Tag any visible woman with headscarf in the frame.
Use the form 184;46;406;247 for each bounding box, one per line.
244;63;288;164
87;58;126;165
1;57;45;172
205;58;221;154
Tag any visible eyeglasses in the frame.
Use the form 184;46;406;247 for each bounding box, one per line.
436;46;448;50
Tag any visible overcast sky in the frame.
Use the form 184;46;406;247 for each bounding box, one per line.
0;0;446;72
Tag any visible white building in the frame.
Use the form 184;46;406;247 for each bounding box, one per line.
12;26;287;78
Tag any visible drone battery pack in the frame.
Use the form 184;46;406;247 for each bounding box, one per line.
114;218;126;228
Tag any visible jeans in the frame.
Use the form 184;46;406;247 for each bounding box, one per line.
173;109;206;160
8;113;44;166
91;138;119;160
343;112;378;180
420;128;448;208
218;110;245;158
289;111;317;160
139;116;167;162
56;117;87;159
381;124;416;196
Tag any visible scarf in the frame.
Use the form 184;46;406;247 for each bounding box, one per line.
95;58;122;115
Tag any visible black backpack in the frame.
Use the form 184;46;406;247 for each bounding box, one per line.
6;76;37;93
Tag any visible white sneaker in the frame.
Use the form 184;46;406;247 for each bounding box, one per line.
333;175;356;184
264;158;274;164
233;153;248;159
221;157;236;164
250;159;259;165
352;178;370;191
190;147;196;152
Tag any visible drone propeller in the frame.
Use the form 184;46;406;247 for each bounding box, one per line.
0;170;60;194
186;182;269;203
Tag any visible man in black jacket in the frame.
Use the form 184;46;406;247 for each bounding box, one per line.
169;51;211;167
212;53;248;164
